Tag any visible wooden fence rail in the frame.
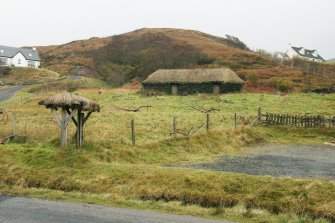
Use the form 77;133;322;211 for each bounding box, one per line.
262;113;335;128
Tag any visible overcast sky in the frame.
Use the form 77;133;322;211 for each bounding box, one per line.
1;0;334;59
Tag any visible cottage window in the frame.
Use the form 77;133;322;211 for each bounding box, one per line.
18;59;21;64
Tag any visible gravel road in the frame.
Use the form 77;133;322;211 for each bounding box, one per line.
0;195;231;223
0;75;82;104
189;144;335;179
0;85;24;103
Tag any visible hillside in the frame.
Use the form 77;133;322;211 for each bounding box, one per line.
38;28;272;83
38;28;335;92
0;67;62;86
327;58;335;63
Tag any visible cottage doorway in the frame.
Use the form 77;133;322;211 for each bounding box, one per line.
171;85;178;95
213;85;220;94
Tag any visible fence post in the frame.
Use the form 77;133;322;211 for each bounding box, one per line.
172;117;176;138
234;113;237;128
258;107;262;121
206;113;210;133
131;119;135;145
12;113;16;135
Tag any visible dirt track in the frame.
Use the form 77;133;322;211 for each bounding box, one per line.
0;85;24;103
189;144;335;180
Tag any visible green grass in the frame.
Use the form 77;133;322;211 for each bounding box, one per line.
1;89;335;222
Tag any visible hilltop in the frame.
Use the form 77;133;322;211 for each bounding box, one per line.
38;28;335;92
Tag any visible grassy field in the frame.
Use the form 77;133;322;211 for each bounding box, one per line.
1;87;335;223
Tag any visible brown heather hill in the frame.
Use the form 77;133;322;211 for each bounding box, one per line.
38;28;271;81
38;28;335;92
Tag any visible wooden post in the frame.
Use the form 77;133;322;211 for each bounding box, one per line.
60;109;67;148
131;119;135;145
258;107;262;121
80;112;84;146
12;113;16;135
76;110;84;147
206;113;210;133
52;108;75;148
172;117;176;138
234;113;237;128
76;111;81;147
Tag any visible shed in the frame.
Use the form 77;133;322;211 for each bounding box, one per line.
142;68;244;95
39;93;100;148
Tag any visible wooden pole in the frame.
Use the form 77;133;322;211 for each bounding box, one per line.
172;117;176;138
12;113;16;135
258;107;262;121
80;112;84;146
131;119;135;145
234;113;237;128
206;113;210;133
60;109;67;148
76;110;83;147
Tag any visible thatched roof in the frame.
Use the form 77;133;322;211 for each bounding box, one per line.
142;68;244;84
39;92;100;112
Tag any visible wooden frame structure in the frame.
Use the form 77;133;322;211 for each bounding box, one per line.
39;93;100;148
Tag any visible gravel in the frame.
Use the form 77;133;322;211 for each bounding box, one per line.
189;144;335;179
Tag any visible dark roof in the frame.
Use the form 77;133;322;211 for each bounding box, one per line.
142;68;244;84
291;46;325;61
0;45;41;61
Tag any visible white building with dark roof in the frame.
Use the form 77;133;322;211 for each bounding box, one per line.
274;52;290;61
0;45;41;68
286;45;325;62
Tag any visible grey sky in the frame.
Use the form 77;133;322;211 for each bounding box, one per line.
1;0;334;59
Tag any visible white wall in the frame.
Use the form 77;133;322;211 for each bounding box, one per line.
11;52;28;67
27;60;40;68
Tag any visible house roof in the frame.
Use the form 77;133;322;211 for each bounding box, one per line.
142;68;244;84
291;46;325;61
275;52;289;58
0;45;41;61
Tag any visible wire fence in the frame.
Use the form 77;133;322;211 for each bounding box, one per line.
0;110;255;146
2;106;334;146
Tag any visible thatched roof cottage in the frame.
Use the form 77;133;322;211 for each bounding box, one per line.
142;68;244;95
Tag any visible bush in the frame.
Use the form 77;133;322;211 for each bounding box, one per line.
197;54;216;65
276;79;293;93
0;67;11;76
246;73;259;86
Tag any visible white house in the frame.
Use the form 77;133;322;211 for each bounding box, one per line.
286;45;325;62
0;45;41;68
273;52;290;61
